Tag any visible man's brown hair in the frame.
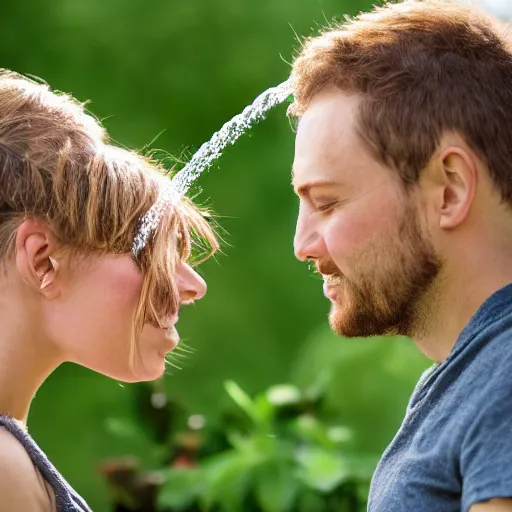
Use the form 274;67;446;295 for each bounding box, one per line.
289;0;512;201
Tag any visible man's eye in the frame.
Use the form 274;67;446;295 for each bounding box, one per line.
316;202;337;212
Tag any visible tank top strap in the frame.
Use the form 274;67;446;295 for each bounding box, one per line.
0;414;91;511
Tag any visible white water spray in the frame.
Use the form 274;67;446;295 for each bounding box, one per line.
132;79;292;256
171;79;292;195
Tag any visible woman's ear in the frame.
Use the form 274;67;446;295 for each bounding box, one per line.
15;218;61;299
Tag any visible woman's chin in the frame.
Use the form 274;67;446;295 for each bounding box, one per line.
119;352;174;382
128;365;166;382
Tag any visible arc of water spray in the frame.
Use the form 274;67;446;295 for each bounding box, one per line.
171;79;292;196
132;79;293;256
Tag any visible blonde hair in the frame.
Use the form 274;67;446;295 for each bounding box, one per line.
0;70;219;365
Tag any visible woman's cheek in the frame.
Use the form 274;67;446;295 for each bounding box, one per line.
101;259;144;310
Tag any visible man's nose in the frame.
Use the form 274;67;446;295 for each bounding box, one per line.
177;262;207;302
294;210;324;262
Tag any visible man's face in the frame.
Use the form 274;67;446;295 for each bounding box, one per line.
292;90;441;338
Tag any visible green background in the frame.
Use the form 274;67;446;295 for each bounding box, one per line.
0;0;432;510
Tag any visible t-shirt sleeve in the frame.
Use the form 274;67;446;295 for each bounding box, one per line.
460;376;512;512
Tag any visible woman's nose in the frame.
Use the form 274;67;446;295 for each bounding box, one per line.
177;262;207;303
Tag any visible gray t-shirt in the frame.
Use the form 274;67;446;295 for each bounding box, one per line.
368;283;512;512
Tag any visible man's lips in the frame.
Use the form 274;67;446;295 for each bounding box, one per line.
322;273;344;300
323;282;338;301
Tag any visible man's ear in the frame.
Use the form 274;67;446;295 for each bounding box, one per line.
15;218;61;299
424;140;477;230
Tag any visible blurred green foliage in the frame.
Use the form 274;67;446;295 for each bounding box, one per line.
0;0;431;510
98;332;429;512
155;378;373;512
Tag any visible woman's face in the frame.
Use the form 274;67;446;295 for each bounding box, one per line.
42;253;207;382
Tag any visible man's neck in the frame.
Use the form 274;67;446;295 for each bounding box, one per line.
412;261;512;363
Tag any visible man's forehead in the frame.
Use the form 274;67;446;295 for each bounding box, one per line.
297;90;360;131
293;92;361;165
292;124;355;194
291;92;391;195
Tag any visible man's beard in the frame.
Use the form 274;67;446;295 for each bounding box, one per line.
320;203;442;338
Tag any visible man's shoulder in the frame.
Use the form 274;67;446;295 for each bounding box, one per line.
448;319;512;386
466;324;512;382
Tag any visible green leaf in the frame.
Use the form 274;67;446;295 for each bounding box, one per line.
224;381;275;430
224;380;260;424
229;432;271;464
252;393;274;426
200;451;252;511
230;433;295;467
266;384;301;407
292;414;333;449
158;468;202;511
254;462;300;512
295;447;349;493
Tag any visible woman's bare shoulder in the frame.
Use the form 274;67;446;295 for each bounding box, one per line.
0;426;54;511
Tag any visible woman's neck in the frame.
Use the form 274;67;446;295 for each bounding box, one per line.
0;277;63;424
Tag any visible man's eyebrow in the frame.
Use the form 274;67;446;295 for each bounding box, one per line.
292;178;341;198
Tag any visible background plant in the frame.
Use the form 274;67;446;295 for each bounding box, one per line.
100;332;429;511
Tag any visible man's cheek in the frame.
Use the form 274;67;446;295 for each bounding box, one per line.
325;217;375;252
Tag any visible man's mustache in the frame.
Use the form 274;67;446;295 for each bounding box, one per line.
315;260;343;283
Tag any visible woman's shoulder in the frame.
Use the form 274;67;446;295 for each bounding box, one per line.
0;426;55;511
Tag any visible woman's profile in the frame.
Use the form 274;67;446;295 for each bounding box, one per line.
0;70;218;511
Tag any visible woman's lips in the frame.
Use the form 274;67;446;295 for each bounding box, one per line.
160;318;179;352
162;316;179;329
160;326;179;354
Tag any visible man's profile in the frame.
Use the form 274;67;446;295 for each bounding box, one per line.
289;1;512;510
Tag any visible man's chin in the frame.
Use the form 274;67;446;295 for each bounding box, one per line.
328;307;360;337
328;307;393;338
